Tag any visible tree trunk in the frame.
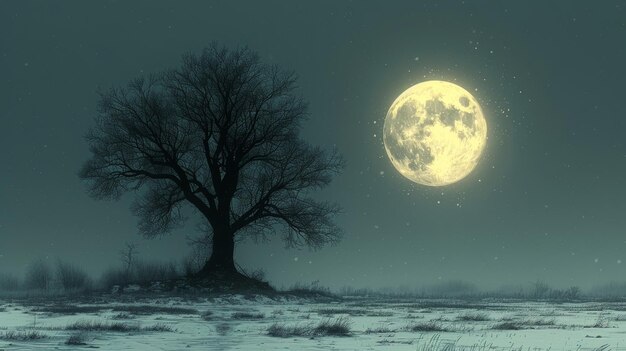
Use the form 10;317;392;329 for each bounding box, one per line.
198;231;238;276
193;227;273;292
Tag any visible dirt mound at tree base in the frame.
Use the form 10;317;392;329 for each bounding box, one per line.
106;270;274;295
185;271;274;293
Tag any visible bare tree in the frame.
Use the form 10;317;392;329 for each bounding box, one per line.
119;242;138;273
80;44;343;281
25;259;52;291
55;260;92;291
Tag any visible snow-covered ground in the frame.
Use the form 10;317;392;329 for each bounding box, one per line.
1;294;625;350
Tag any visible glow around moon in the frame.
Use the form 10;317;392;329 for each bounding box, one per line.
383;81;487;186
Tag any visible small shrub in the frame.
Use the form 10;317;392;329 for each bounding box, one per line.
586;317;611;329
492;322;522;330
267;323;312;338
143;323;174;332
407;321;448;332
267;318;351;338
65;332;88;345
314;317;351;336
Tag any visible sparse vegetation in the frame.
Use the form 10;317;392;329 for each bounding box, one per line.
267;317;351;337
0;294;625;350
64;319;173;333
24;259;52;291
0;270;623;304
492;321;522;330
66;320;141;332
100;260;179;289
267;323;313;338
406;321;449;332
492;318;557;329
314;317;352;336
585;316;611;328
65;332;88;345
34;304;196;315
414;334;493;351
0;330;47;341
338;280;589;301
56;261;92;291
143;323;175;332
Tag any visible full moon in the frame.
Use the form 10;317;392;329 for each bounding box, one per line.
383;80;487;186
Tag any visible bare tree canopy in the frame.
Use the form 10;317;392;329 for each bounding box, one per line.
80;44;343;277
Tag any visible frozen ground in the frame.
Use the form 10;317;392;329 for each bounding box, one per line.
1;294;625;350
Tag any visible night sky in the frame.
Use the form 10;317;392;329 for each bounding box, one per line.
2;1;626;290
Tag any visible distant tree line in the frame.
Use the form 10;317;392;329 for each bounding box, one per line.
0;259;93;292
3;261;626;302
0;241;257;293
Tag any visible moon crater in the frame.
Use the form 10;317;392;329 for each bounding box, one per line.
383;81;487;186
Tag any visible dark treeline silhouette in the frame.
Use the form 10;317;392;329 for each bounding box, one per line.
339;280;585;301
80;44;343;289
0;259;92;293
4;261;626;302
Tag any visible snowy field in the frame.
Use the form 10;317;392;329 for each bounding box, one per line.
1;294;625;350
